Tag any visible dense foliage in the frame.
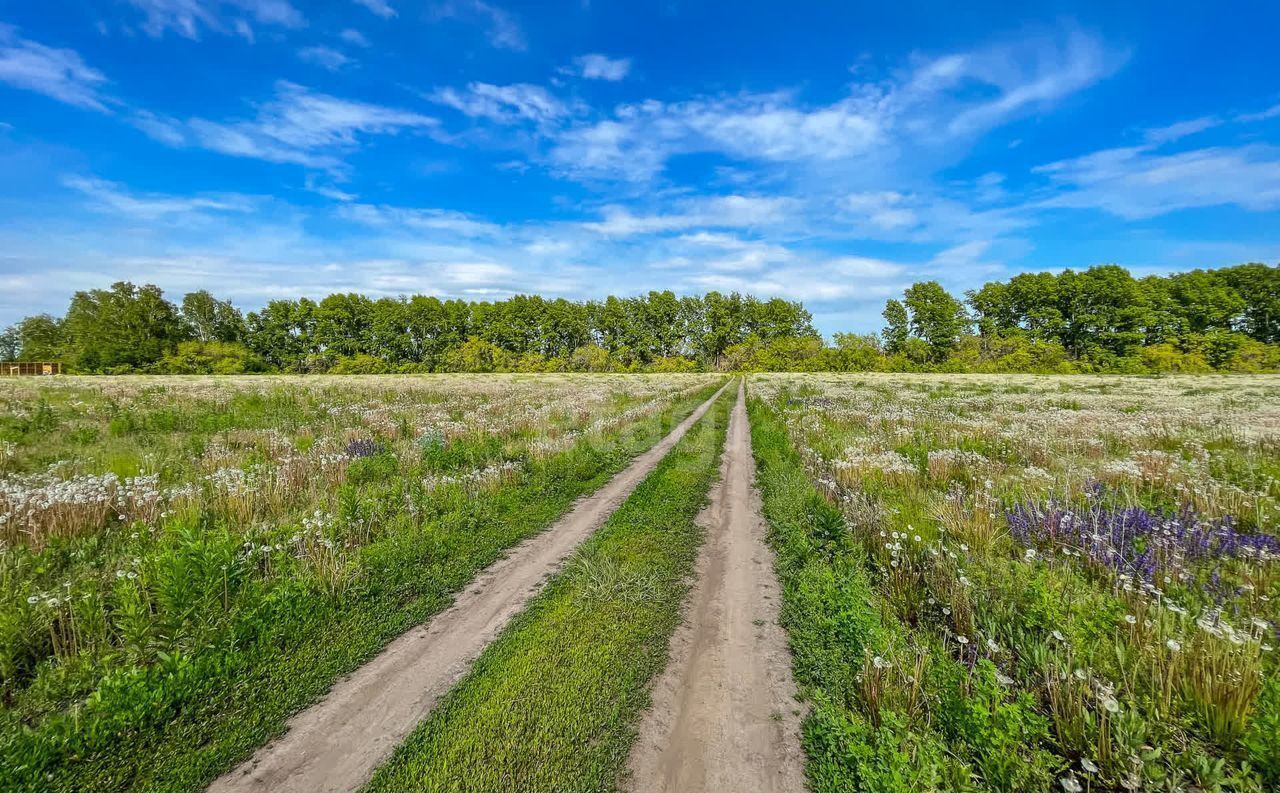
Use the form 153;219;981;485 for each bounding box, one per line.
4;262;1278;373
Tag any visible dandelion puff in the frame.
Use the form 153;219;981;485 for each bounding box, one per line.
956;635;969;645
1082;758;1099;774
1166;638;1182;652
1025;548;1037;561
1052;630;1066;641
26;595;39;604
1061;775;1083;793
1124;614;1137;624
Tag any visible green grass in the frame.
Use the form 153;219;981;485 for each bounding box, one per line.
0;382;724;793
363;385;732;793
749;374;1280;793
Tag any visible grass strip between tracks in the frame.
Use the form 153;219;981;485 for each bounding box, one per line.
364;384;733;792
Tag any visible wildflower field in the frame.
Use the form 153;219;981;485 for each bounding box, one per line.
0;373;722;790
750;373;1280;792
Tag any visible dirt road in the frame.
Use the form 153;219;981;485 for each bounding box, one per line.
208;381;731;793
625;380;806;793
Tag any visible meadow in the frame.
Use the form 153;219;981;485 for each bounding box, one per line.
749;373;1280;792
0;373;722;790
2;370;1278;793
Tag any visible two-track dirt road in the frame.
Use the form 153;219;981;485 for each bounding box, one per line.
208;381;732;793
625;380;806;793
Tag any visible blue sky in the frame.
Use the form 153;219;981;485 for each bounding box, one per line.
1;1;1278;335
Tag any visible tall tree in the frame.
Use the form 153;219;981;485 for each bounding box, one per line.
903;281;968;363
881;299;910;354
181;290;246;343
63;282;189;371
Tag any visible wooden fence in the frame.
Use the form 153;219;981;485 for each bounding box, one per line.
0;362;63;376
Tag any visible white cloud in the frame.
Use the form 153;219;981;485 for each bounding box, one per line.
430;0;525;51
125;0;304;40
928;28;1121;137
547;27;1116;182
0;25;109;111
582;195;795;236
134;82;439;169
571;54;631;81
339;203;501;237
1036;143;1280;219
1237;102;1280;123
298;46;353;72
839;189;1027;242
843;192;918;231
351;0;395;19
339;29;371;47
1143;116;1220;145
430;83;570;125
685;253;907;303
63;175;255;219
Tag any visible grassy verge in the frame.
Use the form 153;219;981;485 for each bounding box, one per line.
748;393;975;792
363;385;732;792
0;381;724;793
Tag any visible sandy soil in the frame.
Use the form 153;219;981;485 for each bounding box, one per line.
207;381;732;793
625;380;806;793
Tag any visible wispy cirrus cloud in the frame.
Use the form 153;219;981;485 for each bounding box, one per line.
351;0;395;19
0;25;110;111
124;0;304;40
582;195;796;236
339;29;371;47
429;0;525;51
339;203;502;237
131;82;439;170
543;26;1120;183
429;82;572;125
1036;142;1280;219
62;174;255;220
297;45;353;72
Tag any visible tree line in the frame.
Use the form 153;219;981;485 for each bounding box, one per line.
1;286;817;374
2;262;1277;374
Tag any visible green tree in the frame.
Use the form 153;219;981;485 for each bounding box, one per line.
881;299;910;354
903;281;969;362
63;282;189;371
14;315;66;361
246;299;316;371
181;290;246;342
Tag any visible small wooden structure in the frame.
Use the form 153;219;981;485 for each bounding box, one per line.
0;362;62;376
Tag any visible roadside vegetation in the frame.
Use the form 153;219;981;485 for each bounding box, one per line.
0;374;722;792
6;263;1279;376
750;373;1279;792
364;384;732;792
